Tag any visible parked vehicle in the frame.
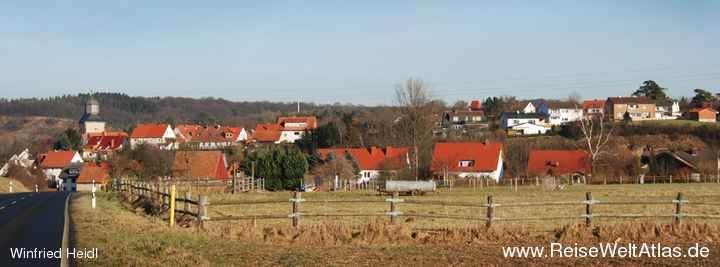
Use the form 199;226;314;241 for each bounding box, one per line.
378;181;437;196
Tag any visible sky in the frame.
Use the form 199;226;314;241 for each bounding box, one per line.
1;1;719;106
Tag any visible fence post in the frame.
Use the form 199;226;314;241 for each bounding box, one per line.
198;194;207;229
170;185;176;227
184;191;190;214
486;195;494;228
675;192;684;226
585;192;594;229
232;175;237;195
390;191;399;225
669;175;672;184
292;191;302;228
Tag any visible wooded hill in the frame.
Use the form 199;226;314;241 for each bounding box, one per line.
0;93;374;131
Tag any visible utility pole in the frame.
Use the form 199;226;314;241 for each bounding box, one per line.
297;91;300;113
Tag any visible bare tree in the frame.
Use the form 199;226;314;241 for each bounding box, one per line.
394;77;438;180
576;113;614;177
564;91;583;105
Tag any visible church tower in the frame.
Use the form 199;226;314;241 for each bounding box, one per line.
79;94;106;134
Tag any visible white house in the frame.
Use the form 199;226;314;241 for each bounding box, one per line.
538;102;583;125
253;117;318;144
174;125;250;149
654;100;681;119
38;151;84;187
499;112;550;132
130;124;176;149
512;101;537;113
0;149;34;177
430;141;505;183
318;147;409;183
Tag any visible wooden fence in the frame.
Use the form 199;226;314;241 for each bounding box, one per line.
159;177;265;194
115;178;720;229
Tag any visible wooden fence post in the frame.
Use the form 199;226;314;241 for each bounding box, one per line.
198;194;207;229
184;191;190;214
585;192;594;229
292;191;302;228
390;191;399;225
232;175;236;195
669;175;672;184
675;192;684;226
486;195;494;228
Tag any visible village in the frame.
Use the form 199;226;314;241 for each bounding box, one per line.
3;81;719;193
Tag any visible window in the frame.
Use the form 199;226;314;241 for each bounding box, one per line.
617;113;622;117
628;104;637;109
562;118;569;122
642;112;650;117
561;109;568;113
459;160;475;167
294;132;300;135
642;105;646;109
528;120;535;124
512;120;519;124
283;133;287;137
69;169;79;175
551;117;560;121
196;133;201;137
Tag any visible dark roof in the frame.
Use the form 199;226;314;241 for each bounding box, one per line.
58;162;87;179
85;95;99;105
654;100;676;106
79;113;105;123
672;150;719;171
606;97;655;104
541;101;581;109
500;113;549;119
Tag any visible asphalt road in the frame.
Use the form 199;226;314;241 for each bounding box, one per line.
0;191;72;267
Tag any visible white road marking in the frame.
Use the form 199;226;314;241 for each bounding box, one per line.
21;197;25;200
29;194;33;196
0;206;4;210
11;201;17;204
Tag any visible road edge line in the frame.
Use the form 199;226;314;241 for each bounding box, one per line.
60;192;73;267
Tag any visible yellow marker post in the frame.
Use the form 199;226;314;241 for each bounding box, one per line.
170;185;176;227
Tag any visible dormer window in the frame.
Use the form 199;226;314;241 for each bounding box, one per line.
225;133;232;138
459;160;475;167
196;133;201;137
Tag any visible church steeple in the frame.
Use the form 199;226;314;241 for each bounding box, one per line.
79;93;106;134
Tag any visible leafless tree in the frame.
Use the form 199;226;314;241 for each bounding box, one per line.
394;77;439;180
576;113;614;177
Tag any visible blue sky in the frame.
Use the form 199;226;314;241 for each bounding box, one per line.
1;1;719;106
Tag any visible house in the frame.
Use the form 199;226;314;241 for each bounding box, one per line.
318;146;409;183
82;134;130;159
689;108;718;122
0;149;34;177
605;96;657;121
130;124;175;149
430;141;505;183
58;162;86;191
252;117;318;143
582;100;606;118
642;148;719;178
82;132;128;145
441;110;487;130
171;151;229;179
38;151;84;186
654;100;681;119
469;100;482;111
76;166;112;191
526;150;591;183
512;101;537;113
538;101;583;125
78;95;106;134
174;124;250;149
499;113;550;135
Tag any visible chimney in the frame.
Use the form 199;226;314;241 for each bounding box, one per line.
111;139;115;148
102;131;107;136
386;146;392;156
485;139;490;147
371;147;377;155
215;125;220;129
692;148;698;156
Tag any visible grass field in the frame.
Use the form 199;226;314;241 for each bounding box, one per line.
71;184;720;266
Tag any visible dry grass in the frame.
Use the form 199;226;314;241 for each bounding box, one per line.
71;184;720;266
0;176;30;193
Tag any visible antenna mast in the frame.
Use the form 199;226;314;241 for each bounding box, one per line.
297;91;300;113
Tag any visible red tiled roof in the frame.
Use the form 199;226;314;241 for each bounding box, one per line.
172;151;228;179
689;108;718;113
83;135;127;150
76;167;111;183
130;124;172;138
87;132;129;138
86;162;111;168
430;142;504;172
582;100;606;110
469;101;482;109
526;150;591;176
278;117;317;131
175;125;247;142
318;147;409;170
40;151;81;169
252;131;282;142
